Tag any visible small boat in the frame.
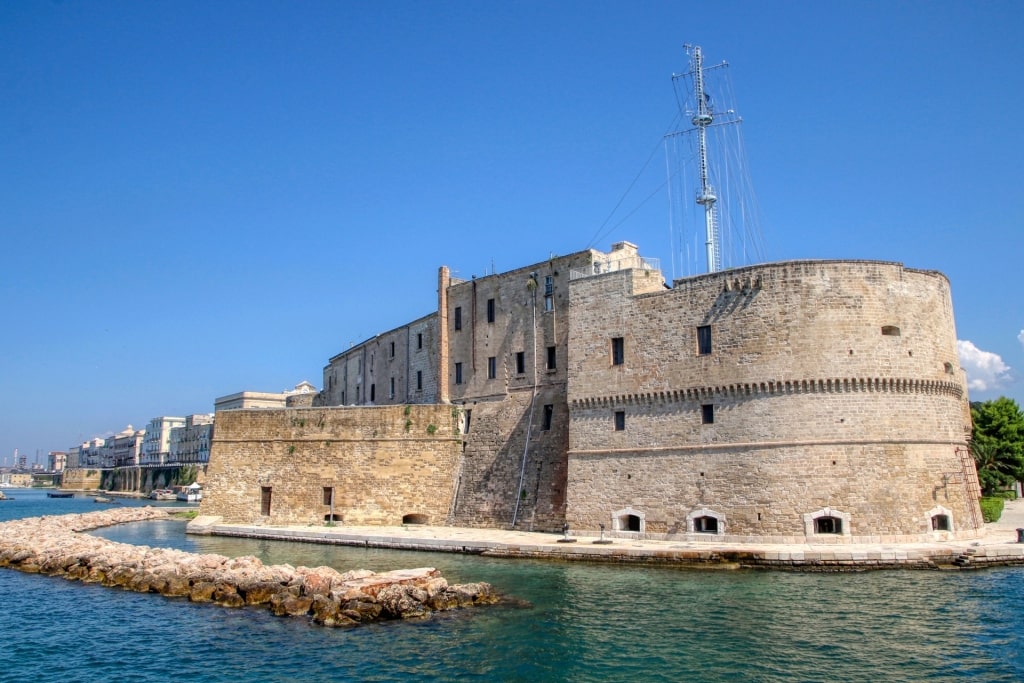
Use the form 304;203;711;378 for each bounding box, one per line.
149;489;177;501
47;491;74;498
176;483;203;503
93;496;115;503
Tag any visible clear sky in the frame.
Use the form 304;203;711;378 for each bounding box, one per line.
2;1;1021;464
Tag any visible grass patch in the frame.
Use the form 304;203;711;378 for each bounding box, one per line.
171;509;199;520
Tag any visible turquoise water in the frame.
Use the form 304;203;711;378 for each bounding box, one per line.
1;488;1023;682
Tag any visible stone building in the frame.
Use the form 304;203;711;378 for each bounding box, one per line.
107;426;145;468
214;381;317;411
200;242;980;543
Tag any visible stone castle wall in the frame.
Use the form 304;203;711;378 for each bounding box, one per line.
201;405;461;526
449;387;569;532
565;260;979;542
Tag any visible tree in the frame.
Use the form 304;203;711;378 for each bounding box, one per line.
971;397;1024;495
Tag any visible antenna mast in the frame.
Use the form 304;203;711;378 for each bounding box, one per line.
690;45;720;273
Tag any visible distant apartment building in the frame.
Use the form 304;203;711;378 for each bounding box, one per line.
214;381;317;411
107;426;145;468
141;416;186;466
47;451;66;472
169;414;215;464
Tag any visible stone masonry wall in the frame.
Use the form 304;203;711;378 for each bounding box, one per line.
449;387;569;532
566;260;979;542
201;406;461;526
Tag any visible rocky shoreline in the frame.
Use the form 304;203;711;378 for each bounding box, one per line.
0;507;499;627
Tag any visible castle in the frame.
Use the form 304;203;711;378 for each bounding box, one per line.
201;240;982;543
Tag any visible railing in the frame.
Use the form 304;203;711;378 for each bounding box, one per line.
570;257;661;281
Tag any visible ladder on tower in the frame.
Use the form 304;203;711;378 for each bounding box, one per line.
709;204;722;273
956;446;982;530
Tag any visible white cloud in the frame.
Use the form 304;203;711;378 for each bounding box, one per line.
957;340;1012;392
1018;329;1024;348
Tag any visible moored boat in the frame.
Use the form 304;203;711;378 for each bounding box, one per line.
149;489;177;501
47;491;74;498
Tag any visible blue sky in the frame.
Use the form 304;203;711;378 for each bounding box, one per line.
2;1;1021;464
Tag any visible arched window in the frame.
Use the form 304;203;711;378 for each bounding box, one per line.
926;506;954;533
803;507;851;537
931;514;951;531
694;516;718;533
815;516;842;534
611;508;645;533
686;508;725;535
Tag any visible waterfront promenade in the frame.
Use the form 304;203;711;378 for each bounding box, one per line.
188;499;1024;570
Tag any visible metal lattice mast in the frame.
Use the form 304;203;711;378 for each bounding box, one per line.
690;45;721;273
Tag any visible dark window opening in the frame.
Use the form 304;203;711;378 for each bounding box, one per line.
515;351;525;375
417;332;423;349
881;325;901;336
454;306;462;331
389;377;395;398
322;487;334;506
487;298;495;323
694;516;718;533
542;404;554;431
455;362;463;385
463;409;472;434
623;514;641;532
323;513;342;522
416;370;423;391
389;341;395;358
612;337;624;365
487;356;497;379
547;346;556;370
614;410;625;431
815;516;842;534
932;514;951;531
697;325;712;355
370;384;376;401
402;513;428;525
260;486;272;516
701;404;714;424
341;390;346;404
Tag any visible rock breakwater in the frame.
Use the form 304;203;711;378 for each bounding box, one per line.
0;507;499;627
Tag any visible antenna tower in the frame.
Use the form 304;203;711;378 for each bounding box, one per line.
667;44;759;275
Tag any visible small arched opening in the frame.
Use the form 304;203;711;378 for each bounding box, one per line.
323;513;342;523
803;507;851;538
686;508;725;535
611;507;645;533
931;514;951;531
402;513;429;525
815;516;843;534
926;506;954;533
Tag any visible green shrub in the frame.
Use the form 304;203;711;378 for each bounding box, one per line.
994;489;1019;500
980;497;1005;523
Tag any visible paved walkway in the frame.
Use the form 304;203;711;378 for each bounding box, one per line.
189;499;1024;570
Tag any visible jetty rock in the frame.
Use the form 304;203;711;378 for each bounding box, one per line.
0;507;499;627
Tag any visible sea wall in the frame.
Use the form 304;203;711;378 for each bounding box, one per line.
0;508;497;627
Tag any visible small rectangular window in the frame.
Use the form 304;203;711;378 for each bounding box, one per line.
454;306;462;331
697;325;712;355
516;351;525;375
416;370;422;391
322;487;334;506
547;346;556;370
370;383;376;401
614;410;625;431
487;356;497;379
542;404;554;431
611;337;624;365
389;341;395;358
544;275;554;295
701;404;714;424
417;332;423;349
261;486;272;516
463;409;472;434
389;377;395;398
341;390;346;404
455;362;463;385
544;294;554;312
487;298;495;323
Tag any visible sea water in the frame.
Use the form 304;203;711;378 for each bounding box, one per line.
1;488;1022;682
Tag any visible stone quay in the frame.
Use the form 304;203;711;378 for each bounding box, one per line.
0;507;498;627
